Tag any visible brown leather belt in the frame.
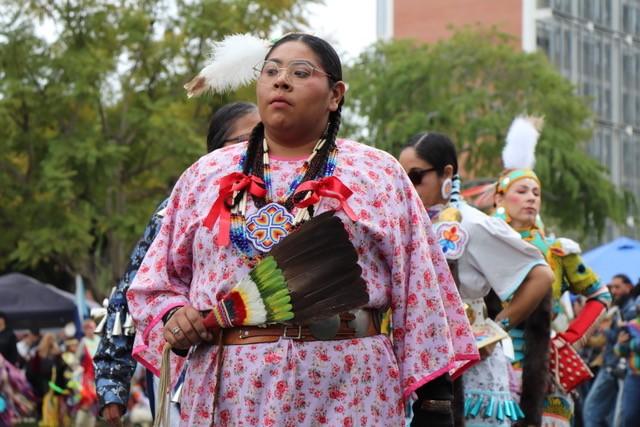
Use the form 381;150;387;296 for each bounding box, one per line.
221;310;380;345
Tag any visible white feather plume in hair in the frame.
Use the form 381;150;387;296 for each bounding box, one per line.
502;116;544;170
184;33;270;98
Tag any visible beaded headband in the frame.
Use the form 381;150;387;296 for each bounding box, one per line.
496;169;541;194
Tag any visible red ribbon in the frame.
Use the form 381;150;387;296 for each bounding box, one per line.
203;172;266;246
294;176;358;221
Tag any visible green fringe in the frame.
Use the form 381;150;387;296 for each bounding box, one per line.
250;256;294;322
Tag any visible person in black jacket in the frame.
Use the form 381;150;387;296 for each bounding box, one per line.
0;312;18;366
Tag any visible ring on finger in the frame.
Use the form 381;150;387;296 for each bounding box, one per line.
171;326;182;336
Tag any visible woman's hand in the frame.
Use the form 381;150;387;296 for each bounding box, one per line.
163;306;215;350
102;403;124;426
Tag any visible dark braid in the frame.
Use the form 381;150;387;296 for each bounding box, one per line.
288;106;342;209
243;122;264;176
326;106;343;143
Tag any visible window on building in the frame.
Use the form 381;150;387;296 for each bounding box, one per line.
623;53;634;90
594;40;602;79
554;27;563;66
603;42;611;81
582;39;594;78
622;4;633;33
636;49;640;84
537;25;551;57
623;93;634;124
601;128;612;172
538;0;551;9
602;87;611;120
553;0;571;13
588;128;613;173
581;0;594;21
593;0;601;25
622;134;639;195
601;0;612;26
564;30;572;71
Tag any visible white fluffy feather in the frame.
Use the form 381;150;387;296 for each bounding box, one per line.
235;276;267;324
184;33;270;97
556;237;582;255
502;116;542;170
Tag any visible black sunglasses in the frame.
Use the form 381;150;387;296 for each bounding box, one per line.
407;167;437;185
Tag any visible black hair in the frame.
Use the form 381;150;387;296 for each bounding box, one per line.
243;33;344;210
403;132;458;176
206;102;258;153
613;274;633;286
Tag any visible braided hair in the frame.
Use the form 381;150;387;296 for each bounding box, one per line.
242;33;345;210
206;102;257;153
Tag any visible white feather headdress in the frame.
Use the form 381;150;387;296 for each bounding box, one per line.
184;33;271;98
501;116;544;170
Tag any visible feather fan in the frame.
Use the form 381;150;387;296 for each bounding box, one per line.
502;116;543;170
155;212;368;427
202;211;369;330
184;33;270;98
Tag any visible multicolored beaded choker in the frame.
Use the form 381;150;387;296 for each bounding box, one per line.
229;138;338;263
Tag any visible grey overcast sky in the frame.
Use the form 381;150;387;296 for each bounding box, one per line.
34;0;379;62
305;0;378;62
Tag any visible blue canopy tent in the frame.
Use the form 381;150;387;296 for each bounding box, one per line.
582;237;640;285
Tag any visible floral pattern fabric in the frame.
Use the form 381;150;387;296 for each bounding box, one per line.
127;139;478;426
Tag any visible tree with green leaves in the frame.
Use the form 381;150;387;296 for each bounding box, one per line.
344;29;633;238
0;0;316;295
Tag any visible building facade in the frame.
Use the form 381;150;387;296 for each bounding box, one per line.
383;0;640;237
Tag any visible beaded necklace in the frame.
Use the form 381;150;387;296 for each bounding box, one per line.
229;138;338;264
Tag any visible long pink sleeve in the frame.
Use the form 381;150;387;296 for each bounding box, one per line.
380;166;478;398
127;161;202;375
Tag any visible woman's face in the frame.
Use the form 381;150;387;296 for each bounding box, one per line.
398;147;451;209
223;110;261;147
256;41;344;142
497;178;541;229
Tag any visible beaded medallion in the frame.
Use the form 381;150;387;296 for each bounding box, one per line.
229;137;338;260
245;203;295;252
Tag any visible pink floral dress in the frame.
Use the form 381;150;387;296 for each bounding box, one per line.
127;139;478;426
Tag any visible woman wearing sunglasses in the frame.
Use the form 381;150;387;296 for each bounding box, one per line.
399;132;554;427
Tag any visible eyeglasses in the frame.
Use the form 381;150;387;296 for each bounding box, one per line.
407;167;437;186
223;133;252;146
254;60;334;86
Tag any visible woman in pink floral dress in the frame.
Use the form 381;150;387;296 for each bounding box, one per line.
127;33;478;426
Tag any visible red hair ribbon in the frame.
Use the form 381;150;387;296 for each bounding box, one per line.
294;176;358;221
203;172;266;246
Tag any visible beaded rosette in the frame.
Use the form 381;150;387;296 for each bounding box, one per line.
228;138;338;260
433;221;469;260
